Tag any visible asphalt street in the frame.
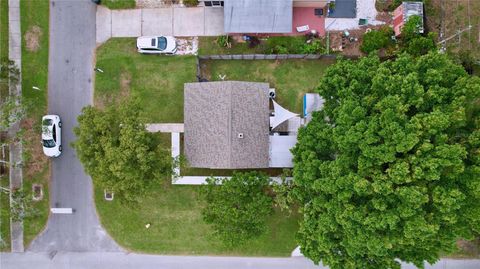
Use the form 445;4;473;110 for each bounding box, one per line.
27;0;119;252
2;253;480;269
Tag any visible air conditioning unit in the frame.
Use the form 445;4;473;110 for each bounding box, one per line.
269;88;276;99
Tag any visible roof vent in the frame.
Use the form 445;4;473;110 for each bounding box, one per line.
238;133;244;139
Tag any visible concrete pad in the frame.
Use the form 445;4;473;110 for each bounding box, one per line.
204;7;225;36
96;6;112;44
8;18;21;34
173;7;204;36
146;123;184;133
141;8;173;36
112;9;141;37
8;0;19;8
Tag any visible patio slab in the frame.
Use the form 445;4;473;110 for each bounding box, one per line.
111;9;141;37
292;7;325;36
173;7;205;36
142;8;173;36
204;7;225;36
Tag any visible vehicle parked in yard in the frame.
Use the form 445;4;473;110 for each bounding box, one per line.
136;36;177;54
42;115;62;157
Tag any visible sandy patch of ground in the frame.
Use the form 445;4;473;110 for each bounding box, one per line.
21;118;48;178
96;71;131;109
25;26;42;52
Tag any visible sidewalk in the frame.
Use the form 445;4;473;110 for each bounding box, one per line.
96;6;225;44
8;0;24;253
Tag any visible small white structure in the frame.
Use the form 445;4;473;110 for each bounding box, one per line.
303;93;324;123
50;208;73;214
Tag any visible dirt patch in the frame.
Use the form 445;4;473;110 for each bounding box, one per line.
96;71;131;109
24;25;43;52
21;118;49;178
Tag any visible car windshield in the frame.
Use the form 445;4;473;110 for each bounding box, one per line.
157;37;167;50
43;139;56;148
42;119;53;126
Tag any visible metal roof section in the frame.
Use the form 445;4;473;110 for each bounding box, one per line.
224;0;293;33
269;134;297;168
403;1;424;33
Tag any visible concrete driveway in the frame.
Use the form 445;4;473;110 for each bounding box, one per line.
27;0;120;252
96;6;224;44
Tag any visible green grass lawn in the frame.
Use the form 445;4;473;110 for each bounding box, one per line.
0;0;9;99
0;0;10;251
102;0;136;9
200;59;335;114
95;182;300;256
0;0;8;60
0;178;11;251
95;38;197;123
20;0;50;249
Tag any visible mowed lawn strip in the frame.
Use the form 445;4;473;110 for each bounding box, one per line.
20;0;50;248
200;59;335;114
95;182;300;256
0;0;10;251
95;38;197;123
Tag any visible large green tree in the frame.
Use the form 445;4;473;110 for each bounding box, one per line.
200;172;273;246
292;52;480;269
74;100;172;203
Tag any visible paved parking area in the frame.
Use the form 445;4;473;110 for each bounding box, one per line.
96;6;224;43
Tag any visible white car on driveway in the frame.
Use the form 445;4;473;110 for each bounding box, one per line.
42;115;62;157
136;36;177;54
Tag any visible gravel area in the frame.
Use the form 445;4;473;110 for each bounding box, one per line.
325;0;385;31
176;37;198;55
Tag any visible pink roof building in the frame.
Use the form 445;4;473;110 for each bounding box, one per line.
393;1;424;36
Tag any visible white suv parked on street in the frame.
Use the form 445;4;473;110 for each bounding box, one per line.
42;115;62;157
136;36;177;54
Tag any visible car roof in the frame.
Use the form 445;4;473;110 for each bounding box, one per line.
137;36;157;49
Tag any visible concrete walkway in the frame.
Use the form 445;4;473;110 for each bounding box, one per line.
8;0;24;253
96;6;224;44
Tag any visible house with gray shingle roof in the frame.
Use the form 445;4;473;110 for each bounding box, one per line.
184;81;323;170
184;81;270;169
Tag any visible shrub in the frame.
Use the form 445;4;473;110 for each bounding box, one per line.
200;172;273;246
216;35;231;48
271;45;289;54
300;39;326;54
247;36;261;48
265;36;305;54
360;27;393;54
183;0;198;7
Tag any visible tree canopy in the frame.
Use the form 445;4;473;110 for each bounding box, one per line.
292;52;480;269
200;172;273;246
74;100;172;203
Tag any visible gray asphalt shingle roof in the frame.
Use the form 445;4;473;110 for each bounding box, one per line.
184;81;270;169
224;0;293;33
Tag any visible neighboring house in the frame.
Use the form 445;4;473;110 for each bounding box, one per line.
393;1;424;36
184;81;322;169
222;0;328;34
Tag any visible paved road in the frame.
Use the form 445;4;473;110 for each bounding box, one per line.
28;0;119;252
1;253;479;269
